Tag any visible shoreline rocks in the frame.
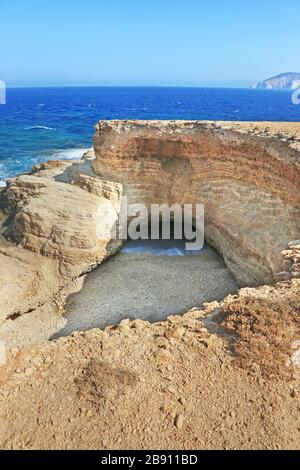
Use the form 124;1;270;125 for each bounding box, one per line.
0;120;299;327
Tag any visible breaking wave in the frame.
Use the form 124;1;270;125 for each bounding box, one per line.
25;126;56;131
50;148;90;160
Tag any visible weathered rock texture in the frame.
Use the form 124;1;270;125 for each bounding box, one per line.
0;240;60;320
94;120;300;286
0;157;122;323
7;159;122;269
0;121;300;451
277;239;300;282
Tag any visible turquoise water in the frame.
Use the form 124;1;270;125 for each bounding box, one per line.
0;86;299;183
121;238;209;256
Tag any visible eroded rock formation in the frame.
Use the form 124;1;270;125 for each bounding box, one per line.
0;156;123;322
93;120;300;286
0;121;300;450
0;121;300;325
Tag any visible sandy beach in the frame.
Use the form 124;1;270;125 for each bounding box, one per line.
58;246;238;337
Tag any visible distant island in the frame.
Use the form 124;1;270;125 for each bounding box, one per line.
251;72;300;90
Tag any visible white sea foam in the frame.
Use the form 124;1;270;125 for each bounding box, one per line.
121;239;207;257
0;180;6;187
25;126;55;131
126;107;149;112
51;148;90;160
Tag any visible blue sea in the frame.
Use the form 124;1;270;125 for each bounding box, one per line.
0;86;299;184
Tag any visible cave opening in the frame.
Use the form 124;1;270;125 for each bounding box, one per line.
58;219;238;337
121;219;207;256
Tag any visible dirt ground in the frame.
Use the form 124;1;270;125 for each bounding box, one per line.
0;280;299;450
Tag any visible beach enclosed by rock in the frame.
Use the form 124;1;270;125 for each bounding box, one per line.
0;121;299;450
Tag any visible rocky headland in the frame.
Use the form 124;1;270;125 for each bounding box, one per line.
0;121;299;450
251;72;300;90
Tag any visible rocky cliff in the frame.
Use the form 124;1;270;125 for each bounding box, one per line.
94;120;300;286
251;72;300;90
0;121;300;325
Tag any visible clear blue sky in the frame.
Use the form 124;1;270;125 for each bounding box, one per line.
1;0;299;87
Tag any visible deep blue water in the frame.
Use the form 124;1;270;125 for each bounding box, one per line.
0;86;299;183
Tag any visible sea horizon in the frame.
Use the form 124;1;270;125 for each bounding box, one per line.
4;84;297;91
0;86;299;184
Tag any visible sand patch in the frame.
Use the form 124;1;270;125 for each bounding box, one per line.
57;247;238;337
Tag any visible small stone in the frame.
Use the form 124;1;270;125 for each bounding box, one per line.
290;350;300;366
289;240;300;248
282;250;292;257
198;337;213;348
292;340;300;350
274;271;290;282
282;260;292;271
154;350;170;362
164;376;173;382
250;362;261;374
172;326;185;339
44;356;53;365
175;413;184;429
102;439;108;448
31;357;43;367
164;326;185;340
291;271;300;279
166;386;177;395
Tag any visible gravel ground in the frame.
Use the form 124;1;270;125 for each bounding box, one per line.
58;247;238;337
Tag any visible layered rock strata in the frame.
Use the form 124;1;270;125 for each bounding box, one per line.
0;121;299;324
0;156;122;323
94;121;300;286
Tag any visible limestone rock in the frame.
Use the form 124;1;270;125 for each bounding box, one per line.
94;120;300;286
3;161;123;280
0;157;123;321
0;241;60;323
